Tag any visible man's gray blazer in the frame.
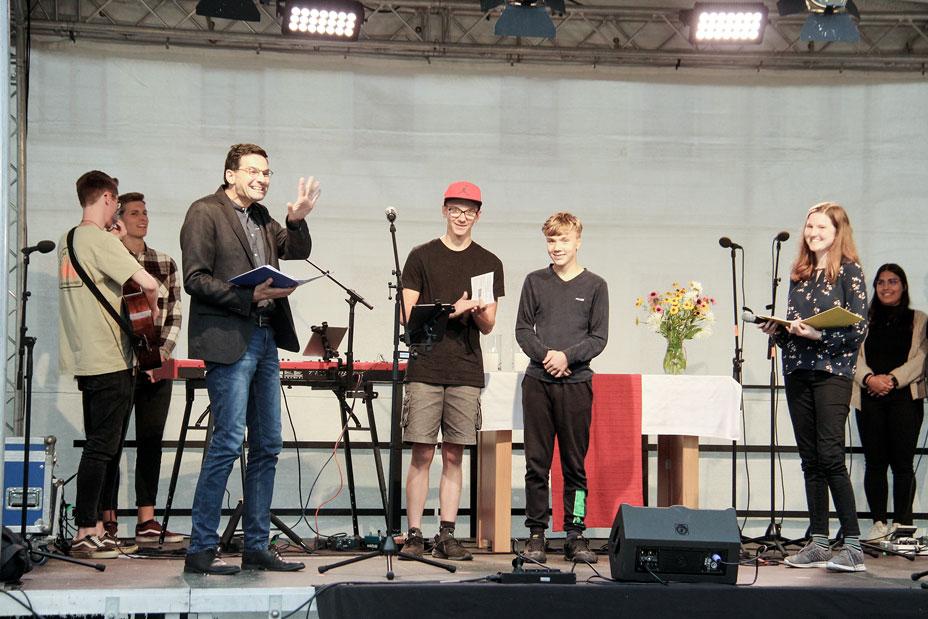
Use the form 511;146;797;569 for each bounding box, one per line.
180;188;312;364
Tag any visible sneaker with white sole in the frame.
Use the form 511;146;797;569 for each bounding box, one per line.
784;542;831;568
69;535;119;559
135;519;184;544
862;521;889;542
101;531;139;555
826;546;866;572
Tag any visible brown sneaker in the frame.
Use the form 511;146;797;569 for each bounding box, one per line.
398;528;425;560
69;535;119;559
432;529;472;561
136;519;184;544
564;534;597;564
101;531;139;555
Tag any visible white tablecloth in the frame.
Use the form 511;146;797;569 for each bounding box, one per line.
479;372;742;441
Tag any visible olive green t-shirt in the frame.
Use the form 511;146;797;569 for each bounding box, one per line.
58;225;144;376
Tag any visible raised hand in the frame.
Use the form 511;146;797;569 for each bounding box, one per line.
287;176;321;222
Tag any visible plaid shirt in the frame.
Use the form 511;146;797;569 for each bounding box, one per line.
123;244;182;358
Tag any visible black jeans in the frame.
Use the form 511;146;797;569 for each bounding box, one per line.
75;369;134;528
855;396;924;525
103;374;174;511
522;375;593;533
784;369;860;538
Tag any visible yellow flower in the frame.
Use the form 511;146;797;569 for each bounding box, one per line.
635;297;644;308
669;306;680;315
683;300;694;311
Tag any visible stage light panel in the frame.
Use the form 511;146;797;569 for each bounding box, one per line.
688;3;767;44
282;0;362;40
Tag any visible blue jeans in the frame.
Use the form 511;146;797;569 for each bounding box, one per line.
188;326;282;554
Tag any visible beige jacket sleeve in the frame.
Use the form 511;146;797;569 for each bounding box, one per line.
852;310;928;409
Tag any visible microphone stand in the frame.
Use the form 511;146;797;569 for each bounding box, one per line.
726;245;743;511
385;216;407;536
748;236;802;556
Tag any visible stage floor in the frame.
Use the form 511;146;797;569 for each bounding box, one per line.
2;542;927;617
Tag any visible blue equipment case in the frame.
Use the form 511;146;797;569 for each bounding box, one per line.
3;436;57;536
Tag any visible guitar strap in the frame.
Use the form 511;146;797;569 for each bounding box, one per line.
66;227;143;349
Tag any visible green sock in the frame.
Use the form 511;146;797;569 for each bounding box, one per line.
812;534;829;549
844;536;861;551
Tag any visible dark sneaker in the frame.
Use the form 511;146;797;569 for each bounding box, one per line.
522;534;547;563
184;548;240;575
432;530;472;561
69;535;118;559
242;548;305;572
785;542;831;568
101;531;139;555
564;535;597;564
398;528;425;561
136;519;184;544
826;547;866;572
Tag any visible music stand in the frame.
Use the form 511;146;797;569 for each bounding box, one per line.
303;323;347;361
405;303;454;350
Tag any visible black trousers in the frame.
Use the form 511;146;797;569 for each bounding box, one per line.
784;369;860;538
75;369;134;528
522;375;593;533
104;374;174;511
855;396;924;525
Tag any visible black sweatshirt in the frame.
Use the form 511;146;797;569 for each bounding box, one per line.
515;266;609;383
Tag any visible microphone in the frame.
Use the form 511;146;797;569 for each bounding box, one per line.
385;207;397;222
742;309;764;325
718;237;742;250
22;240;56;255
775;231;790;242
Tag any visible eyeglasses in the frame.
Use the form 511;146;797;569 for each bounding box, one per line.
447;206;478;220
237;167;274;179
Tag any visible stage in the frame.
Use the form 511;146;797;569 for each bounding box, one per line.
1;542;927;618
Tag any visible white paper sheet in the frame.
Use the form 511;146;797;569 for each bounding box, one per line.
471;271;496;305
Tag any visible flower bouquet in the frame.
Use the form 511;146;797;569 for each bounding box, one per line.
635;281;716;374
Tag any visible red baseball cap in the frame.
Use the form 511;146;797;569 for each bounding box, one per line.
443;181;482;207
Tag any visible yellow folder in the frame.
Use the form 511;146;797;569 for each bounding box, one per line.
757;306;864;329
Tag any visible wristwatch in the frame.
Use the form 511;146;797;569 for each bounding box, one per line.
890;374;899;388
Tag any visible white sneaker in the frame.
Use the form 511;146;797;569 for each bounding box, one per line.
862;521;889;542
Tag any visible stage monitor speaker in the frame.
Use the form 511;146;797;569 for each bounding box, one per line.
608;504;741;584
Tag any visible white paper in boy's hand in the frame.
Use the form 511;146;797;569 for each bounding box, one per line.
471;271;496;305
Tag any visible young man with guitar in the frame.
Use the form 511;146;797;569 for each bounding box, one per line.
58;171;160;559
98;192;184;545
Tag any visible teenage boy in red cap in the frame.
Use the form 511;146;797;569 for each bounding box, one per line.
400;181;504;561
515;212;608;564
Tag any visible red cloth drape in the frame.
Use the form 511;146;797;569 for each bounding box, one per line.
551;374;643;530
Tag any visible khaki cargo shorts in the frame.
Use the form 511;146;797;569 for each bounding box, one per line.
402;382;482;445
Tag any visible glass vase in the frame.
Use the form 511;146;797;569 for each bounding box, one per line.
662;336;687;375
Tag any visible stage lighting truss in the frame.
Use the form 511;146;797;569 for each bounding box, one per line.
481;0;566;39
281;0;363;40
687;3;768;44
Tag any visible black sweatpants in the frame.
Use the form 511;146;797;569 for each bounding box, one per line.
855;396;924;525
784;369;860;538
522;374;593;533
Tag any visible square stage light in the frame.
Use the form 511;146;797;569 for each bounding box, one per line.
282;0;363;41
688;3;768;44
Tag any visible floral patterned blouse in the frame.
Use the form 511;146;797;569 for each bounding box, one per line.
776;261;869;379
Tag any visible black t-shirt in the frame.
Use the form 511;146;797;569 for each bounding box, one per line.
403;238;505;387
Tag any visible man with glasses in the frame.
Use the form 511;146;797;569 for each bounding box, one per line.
180;144;316;575
58;171;160;559
400;181;504;561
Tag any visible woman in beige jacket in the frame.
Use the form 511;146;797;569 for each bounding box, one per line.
852;263;927;542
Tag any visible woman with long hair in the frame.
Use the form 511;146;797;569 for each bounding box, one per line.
761;202;869;572
852;264;927;542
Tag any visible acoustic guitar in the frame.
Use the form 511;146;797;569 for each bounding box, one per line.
123;284;162;371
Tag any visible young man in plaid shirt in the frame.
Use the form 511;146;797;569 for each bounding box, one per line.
100;192;185;544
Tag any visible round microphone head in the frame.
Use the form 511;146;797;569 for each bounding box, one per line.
775;231;790;242
718;237;732;248
36;240;56;254
385;207;397;222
